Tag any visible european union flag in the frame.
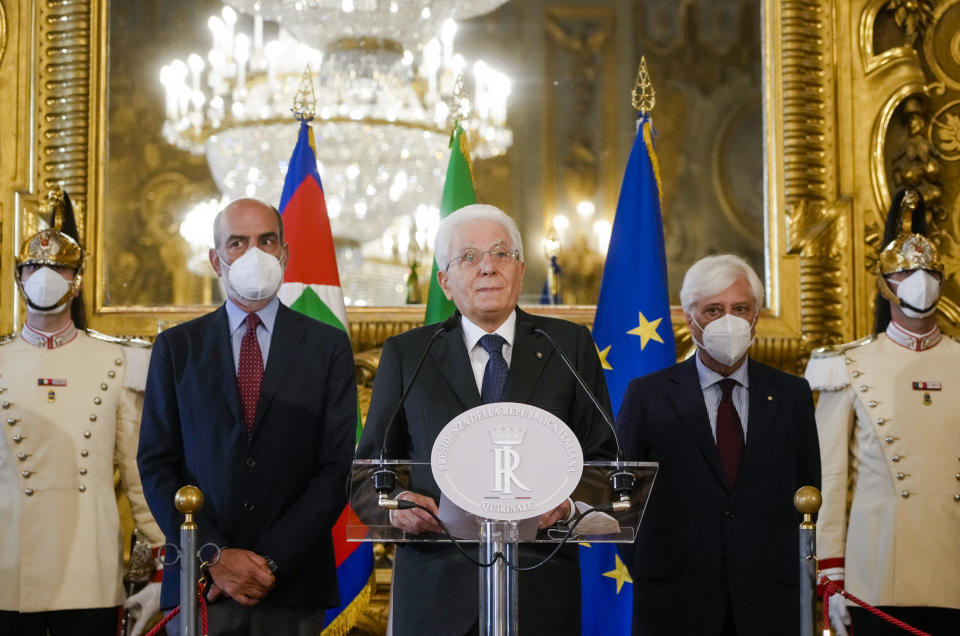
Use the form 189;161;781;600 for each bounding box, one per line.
580;112;676;635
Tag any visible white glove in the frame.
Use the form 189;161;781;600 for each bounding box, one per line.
123;581;162;636
827;592;851;636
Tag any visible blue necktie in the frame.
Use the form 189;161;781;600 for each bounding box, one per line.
479;334;508;403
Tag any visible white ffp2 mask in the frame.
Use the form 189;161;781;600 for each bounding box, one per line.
220;248;283;302
693;314;755;367
889;270;940;318
22;267;73;312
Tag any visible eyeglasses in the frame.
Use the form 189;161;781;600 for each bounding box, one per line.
445;247;521;271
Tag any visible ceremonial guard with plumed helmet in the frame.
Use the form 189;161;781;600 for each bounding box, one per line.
805;190;960;635
0;189;164;636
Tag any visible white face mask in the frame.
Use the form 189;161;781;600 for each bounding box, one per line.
21;267;73;313
889;270;940;318
219;247;283;302
692;313;755;367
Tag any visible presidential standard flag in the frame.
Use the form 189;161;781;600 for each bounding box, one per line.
276;119;374;634
580;112;677;635
424;122;477;324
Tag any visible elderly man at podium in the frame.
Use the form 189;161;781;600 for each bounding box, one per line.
356;204;616;636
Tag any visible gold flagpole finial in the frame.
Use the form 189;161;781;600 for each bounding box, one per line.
292;65;317;122
632;56;656;114
444;73;467;129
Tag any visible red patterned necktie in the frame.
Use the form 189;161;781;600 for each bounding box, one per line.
716;378;745;487
238;313;263;435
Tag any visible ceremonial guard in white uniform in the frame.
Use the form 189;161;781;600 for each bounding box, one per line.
0;190;164;636
805;190;960;635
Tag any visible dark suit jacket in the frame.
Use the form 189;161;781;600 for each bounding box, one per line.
137;302;357;610
616;356;820;636
355;309;617;636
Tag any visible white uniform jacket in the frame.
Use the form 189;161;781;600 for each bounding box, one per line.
805;330;960;609
0;327;162;612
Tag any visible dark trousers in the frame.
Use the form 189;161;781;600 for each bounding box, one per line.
164;600;326;636
850;606;960;636
0;607;120;636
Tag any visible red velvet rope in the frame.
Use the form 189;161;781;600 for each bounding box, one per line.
819;575;931;636
142;583;209;636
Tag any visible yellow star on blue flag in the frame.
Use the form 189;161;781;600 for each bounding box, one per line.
602;553;634;594
626;311;664;350
596;344;613;370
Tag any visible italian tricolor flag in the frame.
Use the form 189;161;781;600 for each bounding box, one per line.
424;122;477;324
276;119;373;634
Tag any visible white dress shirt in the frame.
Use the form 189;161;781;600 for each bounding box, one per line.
460;310;517;393
694;352;750;441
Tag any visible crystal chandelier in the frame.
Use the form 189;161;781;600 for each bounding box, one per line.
160;2;513;247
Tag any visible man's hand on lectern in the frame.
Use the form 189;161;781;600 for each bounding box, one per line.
537;500;571;528
390;492;442;534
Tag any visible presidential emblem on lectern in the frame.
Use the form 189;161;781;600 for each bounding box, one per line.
431;402;584;520
489;427;532;495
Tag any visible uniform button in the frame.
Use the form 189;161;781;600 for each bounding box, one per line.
858;385;869;393
884;436;895;444
244;501;255;511
896;472;905;480
11;434;22;443
891;455;901;462
900;490;909;499
93;397;101;405
724;511;735;519
83;431;91;438
6;417;16;425
246;457;256;467
100;383;108;391
115;358;123;366
868;400;878;408
955;494;960;502
876;418;886;426
844;357;853;365
955;473;960;481
80;449;89;457
79;467;87;475
851;370;861;378
78;485;86;493
24;488;33;496
89;414;97;422
17;452;27;461
21;471;31;478
0;387;7;393
107;370;116;378
1;401;10;409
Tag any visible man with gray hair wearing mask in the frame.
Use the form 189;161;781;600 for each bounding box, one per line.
616;253;820;636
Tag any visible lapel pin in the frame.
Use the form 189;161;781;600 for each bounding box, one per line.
536;352;543;359
767;395;773;401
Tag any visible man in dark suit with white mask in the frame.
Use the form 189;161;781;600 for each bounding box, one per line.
617;254;820;636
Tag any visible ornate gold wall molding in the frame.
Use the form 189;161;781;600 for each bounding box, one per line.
0;2;7;65
37;0;91;215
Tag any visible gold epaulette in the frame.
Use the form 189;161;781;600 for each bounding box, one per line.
0;333;17;346
809;334;877;359
84;329;151;348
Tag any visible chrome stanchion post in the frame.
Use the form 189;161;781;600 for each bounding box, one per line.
175;485;204;636
479;520;518;636
794;486;822;636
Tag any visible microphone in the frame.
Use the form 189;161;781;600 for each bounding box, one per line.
532;325;635;511
374;314;458;508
